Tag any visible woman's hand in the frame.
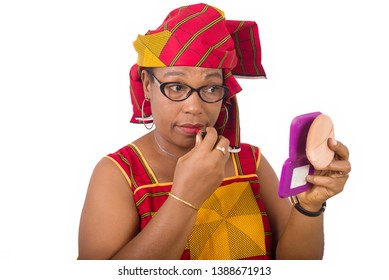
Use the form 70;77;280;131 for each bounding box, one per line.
298;138;351;211
170;127;230;208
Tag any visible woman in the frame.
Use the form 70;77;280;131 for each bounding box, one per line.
78;3;350;260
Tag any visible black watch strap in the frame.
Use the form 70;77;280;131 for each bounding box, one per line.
294;201;326;217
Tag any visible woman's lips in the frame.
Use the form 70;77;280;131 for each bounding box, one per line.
177;124;204;135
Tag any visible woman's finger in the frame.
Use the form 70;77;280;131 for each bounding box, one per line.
197;127;219;152
328;138;350;161
306;174;347;196
322;159;351;174
212;136;230;160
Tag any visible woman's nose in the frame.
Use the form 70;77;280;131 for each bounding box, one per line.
181;90;204;115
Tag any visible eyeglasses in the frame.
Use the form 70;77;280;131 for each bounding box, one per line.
150;73;229;103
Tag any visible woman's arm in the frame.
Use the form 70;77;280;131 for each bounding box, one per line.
78;157;199;259
78;128;230;259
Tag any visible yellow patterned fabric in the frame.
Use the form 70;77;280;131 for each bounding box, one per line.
133;30;171;67
107;143;273;259
187;181;266;260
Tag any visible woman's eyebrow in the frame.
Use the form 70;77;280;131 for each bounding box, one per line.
205;72;223;80
162;71;187;78
162;70;223;80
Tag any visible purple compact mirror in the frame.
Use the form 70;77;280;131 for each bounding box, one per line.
278;112;322;198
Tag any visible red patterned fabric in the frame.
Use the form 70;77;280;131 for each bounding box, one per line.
129;3;266;151
106;143;273;259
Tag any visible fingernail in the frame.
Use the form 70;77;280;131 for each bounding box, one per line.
331;138;337;146
306;175;315;184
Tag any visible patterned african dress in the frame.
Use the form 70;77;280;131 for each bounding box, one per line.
106;143;273;260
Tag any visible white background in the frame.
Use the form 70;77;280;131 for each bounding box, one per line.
1;0;388;279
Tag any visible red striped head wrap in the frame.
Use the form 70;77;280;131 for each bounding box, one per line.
130;3;265;151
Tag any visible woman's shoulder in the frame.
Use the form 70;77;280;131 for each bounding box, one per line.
239;143;260;152
104;135;156;190
231;143;261;174
107;143;136;158
105;142;145;172
236;143;261;160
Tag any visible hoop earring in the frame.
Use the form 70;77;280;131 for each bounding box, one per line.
141;98;154;130
215;104;229;130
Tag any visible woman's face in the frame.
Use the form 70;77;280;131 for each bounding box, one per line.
142;66;224;150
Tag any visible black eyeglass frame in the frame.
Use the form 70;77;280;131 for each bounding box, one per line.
150;73;229;103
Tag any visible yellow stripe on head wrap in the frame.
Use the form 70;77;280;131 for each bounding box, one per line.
133;30;171;67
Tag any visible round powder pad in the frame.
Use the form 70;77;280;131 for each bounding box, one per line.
306;114;335;170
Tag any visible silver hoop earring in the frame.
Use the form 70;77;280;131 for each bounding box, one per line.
215;104;229;130
141;98;154;130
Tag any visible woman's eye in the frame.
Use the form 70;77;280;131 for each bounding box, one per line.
205;86;221;94
174;85;183;91
169;84;187;92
